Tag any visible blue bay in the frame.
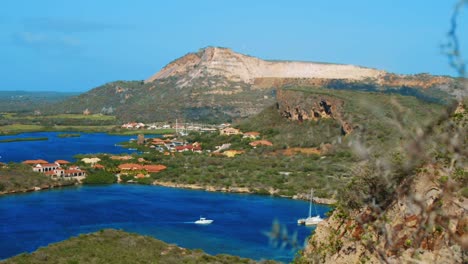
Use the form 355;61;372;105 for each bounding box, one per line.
0;132;145;162
0;185;330;262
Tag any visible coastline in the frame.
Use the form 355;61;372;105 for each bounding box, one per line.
0;180;336;205
0;182;77;196
0;126;174;136
152;180;337;205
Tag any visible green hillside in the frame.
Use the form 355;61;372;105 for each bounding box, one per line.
141;87;448;198
0;91;77;113
40;79;274;123
2;229;275;264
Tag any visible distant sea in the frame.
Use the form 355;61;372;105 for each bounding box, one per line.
0;185;331;262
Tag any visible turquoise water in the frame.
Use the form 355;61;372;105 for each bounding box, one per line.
0;185;330;262
0;132;144;162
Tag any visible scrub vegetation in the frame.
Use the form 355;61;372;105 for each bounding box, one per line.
2;229;277;264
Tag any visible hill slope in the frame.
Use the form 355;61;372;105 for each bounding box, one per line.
43;47;463;122
0;91;77;113
296;101;467;263
2;229;274;264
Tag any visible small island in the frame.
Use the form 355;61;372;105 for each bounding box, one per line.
0;137;48;143
57;133;81;138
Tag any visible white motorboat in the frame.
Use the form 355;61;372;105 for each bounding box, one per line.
297;189;324;226
194;217;213;225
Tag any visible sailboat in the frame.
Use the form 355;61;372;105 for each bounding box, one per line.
297;189;324;226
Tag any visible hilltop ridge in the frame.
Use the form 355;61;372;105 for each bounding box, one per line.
145;47;385;86
39;47;462;122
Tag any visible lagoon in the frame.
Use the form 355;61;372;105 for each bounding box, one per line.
0;185;330;262
0;132;143;163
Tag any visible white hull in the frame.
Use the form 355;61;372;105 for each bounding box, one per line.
298;216;323;226
195;217;213;225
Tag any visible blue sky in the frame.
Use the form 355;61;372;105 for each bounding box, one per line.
0;0;466;92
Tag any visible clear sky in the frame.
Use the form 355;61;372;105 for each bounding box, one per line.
0;0;466;92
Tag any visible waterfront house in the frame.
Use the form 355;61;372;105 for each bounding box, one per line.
32;163;86;179
64;168;86;178
33;163;61;173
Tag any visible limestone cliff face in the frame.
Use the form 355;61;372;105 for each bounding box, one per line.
145;47;385;87
145;47;460;99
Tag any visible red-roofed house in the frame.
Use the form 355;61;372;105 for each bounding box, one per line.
175;144;193;152
33;163;61;173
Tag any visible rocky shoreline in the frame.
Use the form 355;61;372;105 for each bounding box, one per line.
0;179;336;205
0;182;77;196
152;180;337;205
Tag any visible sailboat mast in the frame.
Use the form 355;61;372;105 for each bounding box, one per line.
309;189;312;217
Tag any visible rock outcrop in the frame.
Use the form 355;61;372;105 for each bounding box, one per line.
276;89;352;135
298;103;467;264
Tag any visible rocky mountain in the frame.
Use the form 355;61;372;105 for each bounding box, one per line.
43;47;463;122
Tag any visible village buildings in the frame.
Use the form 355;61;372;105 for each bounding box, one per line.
23;160;86;180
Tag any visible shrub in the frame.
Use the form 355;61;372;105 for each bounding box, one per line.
83;171;117;184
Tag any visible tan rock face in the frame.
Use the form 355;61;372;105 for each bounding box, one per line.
145;47;385;86
145;47;457;95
